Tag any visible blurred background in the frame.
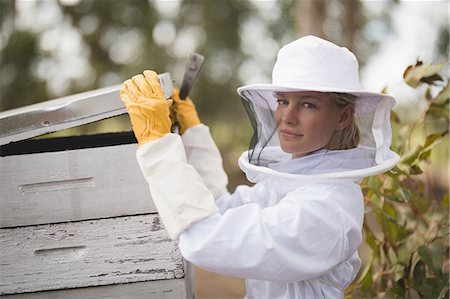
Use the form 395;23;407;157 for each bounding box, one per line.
0;0;448;188
0;0;448;298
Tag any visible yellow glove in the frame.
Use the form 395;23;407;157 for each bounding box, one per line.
171;88;201;135
120;70;173;145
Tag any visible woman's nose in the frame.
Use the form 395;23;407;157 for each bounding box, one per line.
281;105;298;125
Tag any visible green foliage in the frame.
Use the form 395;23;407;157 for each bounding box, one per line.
347;60;449;298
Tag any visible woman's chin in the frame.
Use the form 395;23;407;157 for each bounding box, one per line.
280;144;324;158
280;145;304;157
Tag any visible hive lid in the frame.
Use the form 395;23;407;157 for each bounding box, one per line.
0;73;173;146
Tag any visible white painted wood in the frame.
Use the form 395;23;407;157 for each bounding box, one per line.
0;144;157;228
0;215;186;295
0;279;193;299
0;73;172;146
0;84;125;146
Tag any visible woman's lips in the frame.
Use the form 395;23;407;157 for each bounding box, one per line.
280;129;302;139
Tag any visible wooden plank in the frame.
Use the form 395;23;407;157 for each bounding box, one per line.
0;279;192;299
0;73;172;146
0;143;157;228
0;84;124;146
0;215;186;295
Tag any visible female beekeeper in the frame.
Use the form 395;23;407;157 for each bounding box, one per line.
120;35;400;298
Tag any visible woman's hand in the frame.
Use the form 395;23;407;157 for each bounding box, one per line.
120;70;173;145
170;87;201;135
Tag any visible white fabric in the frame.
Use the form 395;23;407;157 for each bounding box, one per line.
238;145;399;191
237;35;389;99
272;35;361;91
236;35;400;172
181;124;228;197
136;134;218;240
178;143;368;298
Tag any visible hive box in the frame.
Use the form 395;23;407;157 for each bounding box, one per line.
0;84;194;298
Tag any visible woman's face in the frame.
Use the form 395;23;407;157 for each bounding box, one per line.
274;91;347;158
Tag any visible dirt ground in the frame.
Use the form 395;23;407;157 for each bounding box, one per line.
194;266;246;299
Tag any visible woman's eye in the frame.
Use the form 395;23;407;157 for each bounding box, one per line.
303;102;317;109
276;99;289;105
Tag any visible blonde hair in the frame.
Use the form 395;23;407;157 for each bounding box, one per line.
331;92;360;150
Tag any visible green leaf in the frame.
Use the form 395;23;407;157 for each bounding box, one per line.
397;247;412;266
386;288;403;299
369;192;383;209
401;146;421;164
418;149;432;161
391;109;401;124
410;193;430;214
383;202;398;220
404;60;448;88
418;246;435;270
422;131;447;153
435;81;450;105
426;87;434;101
437;224;450;239
441;192;449;209
380;244;387;265
383;176;398;191
357;257;373;289
399;187;412;203
391;264;405;281
386;279;406;298
426;103;450;120
386;166;406;178
409;163;423;175
397;227;411;242
417;279;438;299
429;241;445;276
366;176;383;190
388;247;398;265
386;193;404;203
437;284;449;299
426;278;442;298
365;230;379;252
421;73;444;85
413;260;425;285
385;221;399;244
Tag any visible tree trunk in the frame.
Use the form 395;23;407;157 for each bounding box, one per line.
297;0;327;39
341;0;361;55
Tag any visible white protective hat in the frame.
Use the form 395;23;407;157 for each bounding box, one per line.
237;35;400;178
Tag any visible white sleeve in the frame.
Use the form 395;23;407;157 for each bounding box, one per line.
181;124;228;198
179;186;359;282
215;183;278;214
136;134;219;240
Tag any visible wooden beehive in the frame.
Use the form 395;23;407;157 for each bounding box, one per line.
0;84;194;298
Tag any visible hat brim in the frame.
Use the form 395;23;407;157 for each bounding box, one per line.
237;83;396;105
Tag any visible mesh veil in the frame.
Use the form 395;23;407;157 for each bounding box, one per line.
239;88;389;167
240;90;280;166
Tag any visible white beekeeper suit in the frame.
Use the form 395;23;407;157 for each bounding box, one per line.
135;36;400;298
